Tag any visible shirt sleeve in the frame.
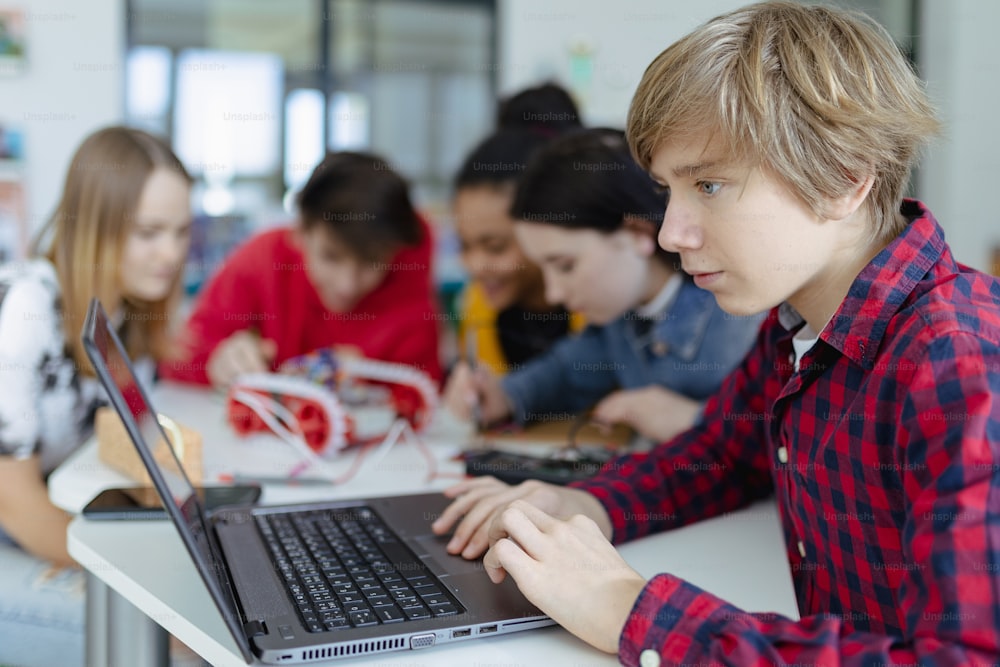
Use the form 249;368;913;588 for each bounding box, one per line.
159;246;261;385
572;321;776;544
0;278;60;458
500;326;620;424
615;331;1000;667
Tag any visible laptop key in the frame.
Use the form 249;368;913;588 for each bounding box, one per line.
375;606;405;623
403;606;432;620
385;581;412;592
429;603;458;617
391;588;418;601
343;602;371;614
348;610;378;627
377;571;403;584
397;597;423;609
307;620;325;633
324;618;349;631
419;595;450;607
361;586;387;599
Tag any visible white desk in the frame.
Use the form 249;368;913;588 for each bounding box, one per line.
53;383;799;666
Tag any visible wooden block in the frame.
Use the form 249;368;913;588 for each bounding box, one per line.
95;407;203;485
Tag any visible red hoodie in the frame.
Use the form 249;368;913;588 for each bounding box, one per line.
161;219;442;385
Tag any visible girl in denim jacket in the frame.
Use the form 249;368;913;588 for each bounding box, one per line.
444;128;763;442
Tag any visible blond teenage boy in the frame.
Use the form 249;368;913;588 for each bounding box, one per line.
430;2;1000;665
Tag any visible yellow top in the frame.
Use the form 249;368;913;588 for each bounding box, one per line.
457;281;586;376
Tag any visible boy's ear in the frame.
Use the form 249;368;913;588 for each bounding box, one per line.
825;172;875;221
622;215;657;256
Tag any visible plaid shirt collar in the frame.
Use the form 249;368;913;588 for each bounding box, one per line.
777;199;944;370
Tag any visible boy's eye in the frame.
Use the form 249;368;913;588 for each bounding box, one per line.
699;181;721;195
555;261;575;274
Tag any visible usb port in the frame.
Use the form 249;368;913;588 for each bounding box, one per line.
452;628;472;638
479;624;498;634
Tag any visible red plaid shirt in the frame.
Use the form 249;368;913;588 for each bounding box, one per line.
575;201;1000;666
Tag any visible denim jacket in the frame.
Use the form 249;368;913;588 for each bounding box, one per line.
500;278;765;424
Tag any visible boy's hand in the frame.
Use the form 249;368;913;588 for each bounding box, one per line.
592;385;701;442
442;361;512;426
206;330;278;388
431;476;612;559
483;500;647;654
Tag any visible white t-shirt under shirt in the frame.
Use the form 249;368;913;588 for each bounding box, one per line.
791;323;820;373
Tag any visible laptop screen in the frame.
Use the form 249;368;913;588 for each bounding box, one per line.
82;299;200;513
81;298;254;661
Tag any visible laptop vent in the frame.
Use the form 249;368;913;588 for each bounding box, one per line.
303;637;406;661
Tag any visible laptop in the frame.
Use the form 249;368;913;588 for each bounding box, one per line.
81;298;553;664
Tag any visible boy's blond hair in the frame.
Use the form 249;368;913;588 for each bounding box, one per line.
627;1;940;242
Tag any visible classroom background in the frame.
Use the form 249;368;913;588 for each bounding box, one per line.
1;0;998;327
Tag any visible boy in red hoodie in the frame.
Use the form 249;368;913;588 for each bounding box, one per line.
162;152;442;387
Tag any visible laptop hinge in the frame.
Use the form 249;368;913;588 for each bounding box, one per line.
244;619;267;637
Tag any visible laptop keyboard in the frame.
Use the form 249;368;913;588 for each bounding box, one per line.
256;507;463;633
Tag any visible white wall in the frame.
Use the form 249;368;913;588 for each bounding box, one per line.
500;0;1000;273
497;0;747;127
918;0;1000;272
0;0;124;238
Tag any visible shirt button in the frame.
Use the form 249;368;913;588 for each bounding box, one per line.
639;649;661;667
777;446;788;464
651;341;669;356
798;540;806;558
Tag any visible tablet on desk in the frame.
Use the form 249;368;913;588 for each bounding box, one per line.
463;414;628;485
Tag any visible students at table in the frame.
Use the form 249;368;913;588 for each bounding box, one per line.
0;126;192;667
445;128;763;441
161;151;443;388
433;3;1000;665
450;127;586;376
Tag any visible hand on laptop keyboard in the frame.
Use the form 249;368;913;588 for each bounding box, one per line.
430;476;613;560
